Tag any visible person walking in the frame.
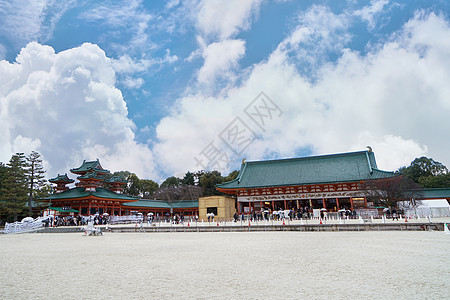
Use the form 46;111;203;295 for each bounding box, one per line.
392;208;399;221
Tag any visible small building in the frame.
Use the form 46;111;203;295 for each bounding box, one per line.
198;196;236;221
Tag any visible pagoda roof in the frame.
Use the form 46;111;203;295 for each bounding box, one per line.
78;171;104;181
105;176;127;184
216;150;397;190
122;199;199;209
43;187;138;201
49;174;74;184
70;159;110;175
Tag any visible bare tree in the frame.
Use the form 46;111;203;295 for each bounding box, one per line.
361;175;422;211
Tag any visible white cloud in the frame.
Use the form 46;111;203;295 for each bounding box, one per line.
123;76;144;89
197;39;246;85
0;42;157;179
0;0;47;44
111;55;153;73
165;0;180;10
112;50;178;74
12;135;42;155
81;0;148;27
350;134;427;170
81;0;155;55
153;11;450;175
193;0;262;40
354;0;390;30
276;5;351;73
0;0;75;46
183;1;260;89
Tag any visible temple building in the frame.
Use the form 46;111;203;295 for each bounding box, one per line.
46;159;200;217
47;160;139;215
216;149;399;214
44;151;449;220
48;174;74;193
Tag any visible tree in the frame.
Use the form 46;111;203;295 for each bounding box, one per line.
0;153;28;221
198;171;224;196
418;173;450;188
0;162;8;224
125;173;141;196
361;176;422;210
140;179;159;198
26;151;47;214
108;171;132;180
398;157;448;183
223;170;239;182
161;176;182;188
182;171;195;185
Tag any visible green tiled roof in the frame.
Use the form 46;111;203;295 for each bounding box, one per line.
171;200;199;208
43;187;138;201
217;150;397;190
122;199;199;209
105;176;127;184
78;171;104;180
413;188;450;199
49;173;74;183
70;159;110;174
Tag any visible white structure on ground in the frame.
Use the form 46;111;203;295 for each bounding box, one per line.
2;217;46;234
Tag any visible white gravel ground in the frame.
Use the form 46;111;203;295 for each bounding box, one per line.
1;231;449;299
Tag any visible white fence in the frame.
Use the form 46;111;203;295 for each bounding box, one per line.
404;207;450;218
2;217;46;234
355;209;379;218
109;215;144;224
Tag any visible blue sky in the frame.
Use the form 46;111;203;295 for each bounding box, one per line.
1;0;450;181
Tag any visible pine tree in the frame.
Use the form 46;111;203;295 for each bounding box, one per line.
0;162;8;224
26;151;47;214
0;153;28;221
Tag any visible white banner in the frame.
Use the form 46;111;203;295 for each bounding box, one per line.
238;191;366;202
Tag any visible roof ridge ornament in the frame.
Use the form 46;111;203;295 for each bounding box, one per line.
367;146;372;152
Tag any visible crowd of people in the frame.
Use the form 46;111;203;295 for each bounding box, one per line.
42;214;109;227
232;207;359;222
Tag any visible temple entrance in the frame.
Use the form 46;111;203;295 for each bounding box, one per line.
326;198;338;211
311;199;324;209
338;198;351;210
298;199;310;209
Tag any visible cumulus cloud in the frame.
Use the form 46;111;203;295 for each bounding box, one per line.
184;0;261;89
154;11;450;175
197;39;246;85
0;42;156;178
